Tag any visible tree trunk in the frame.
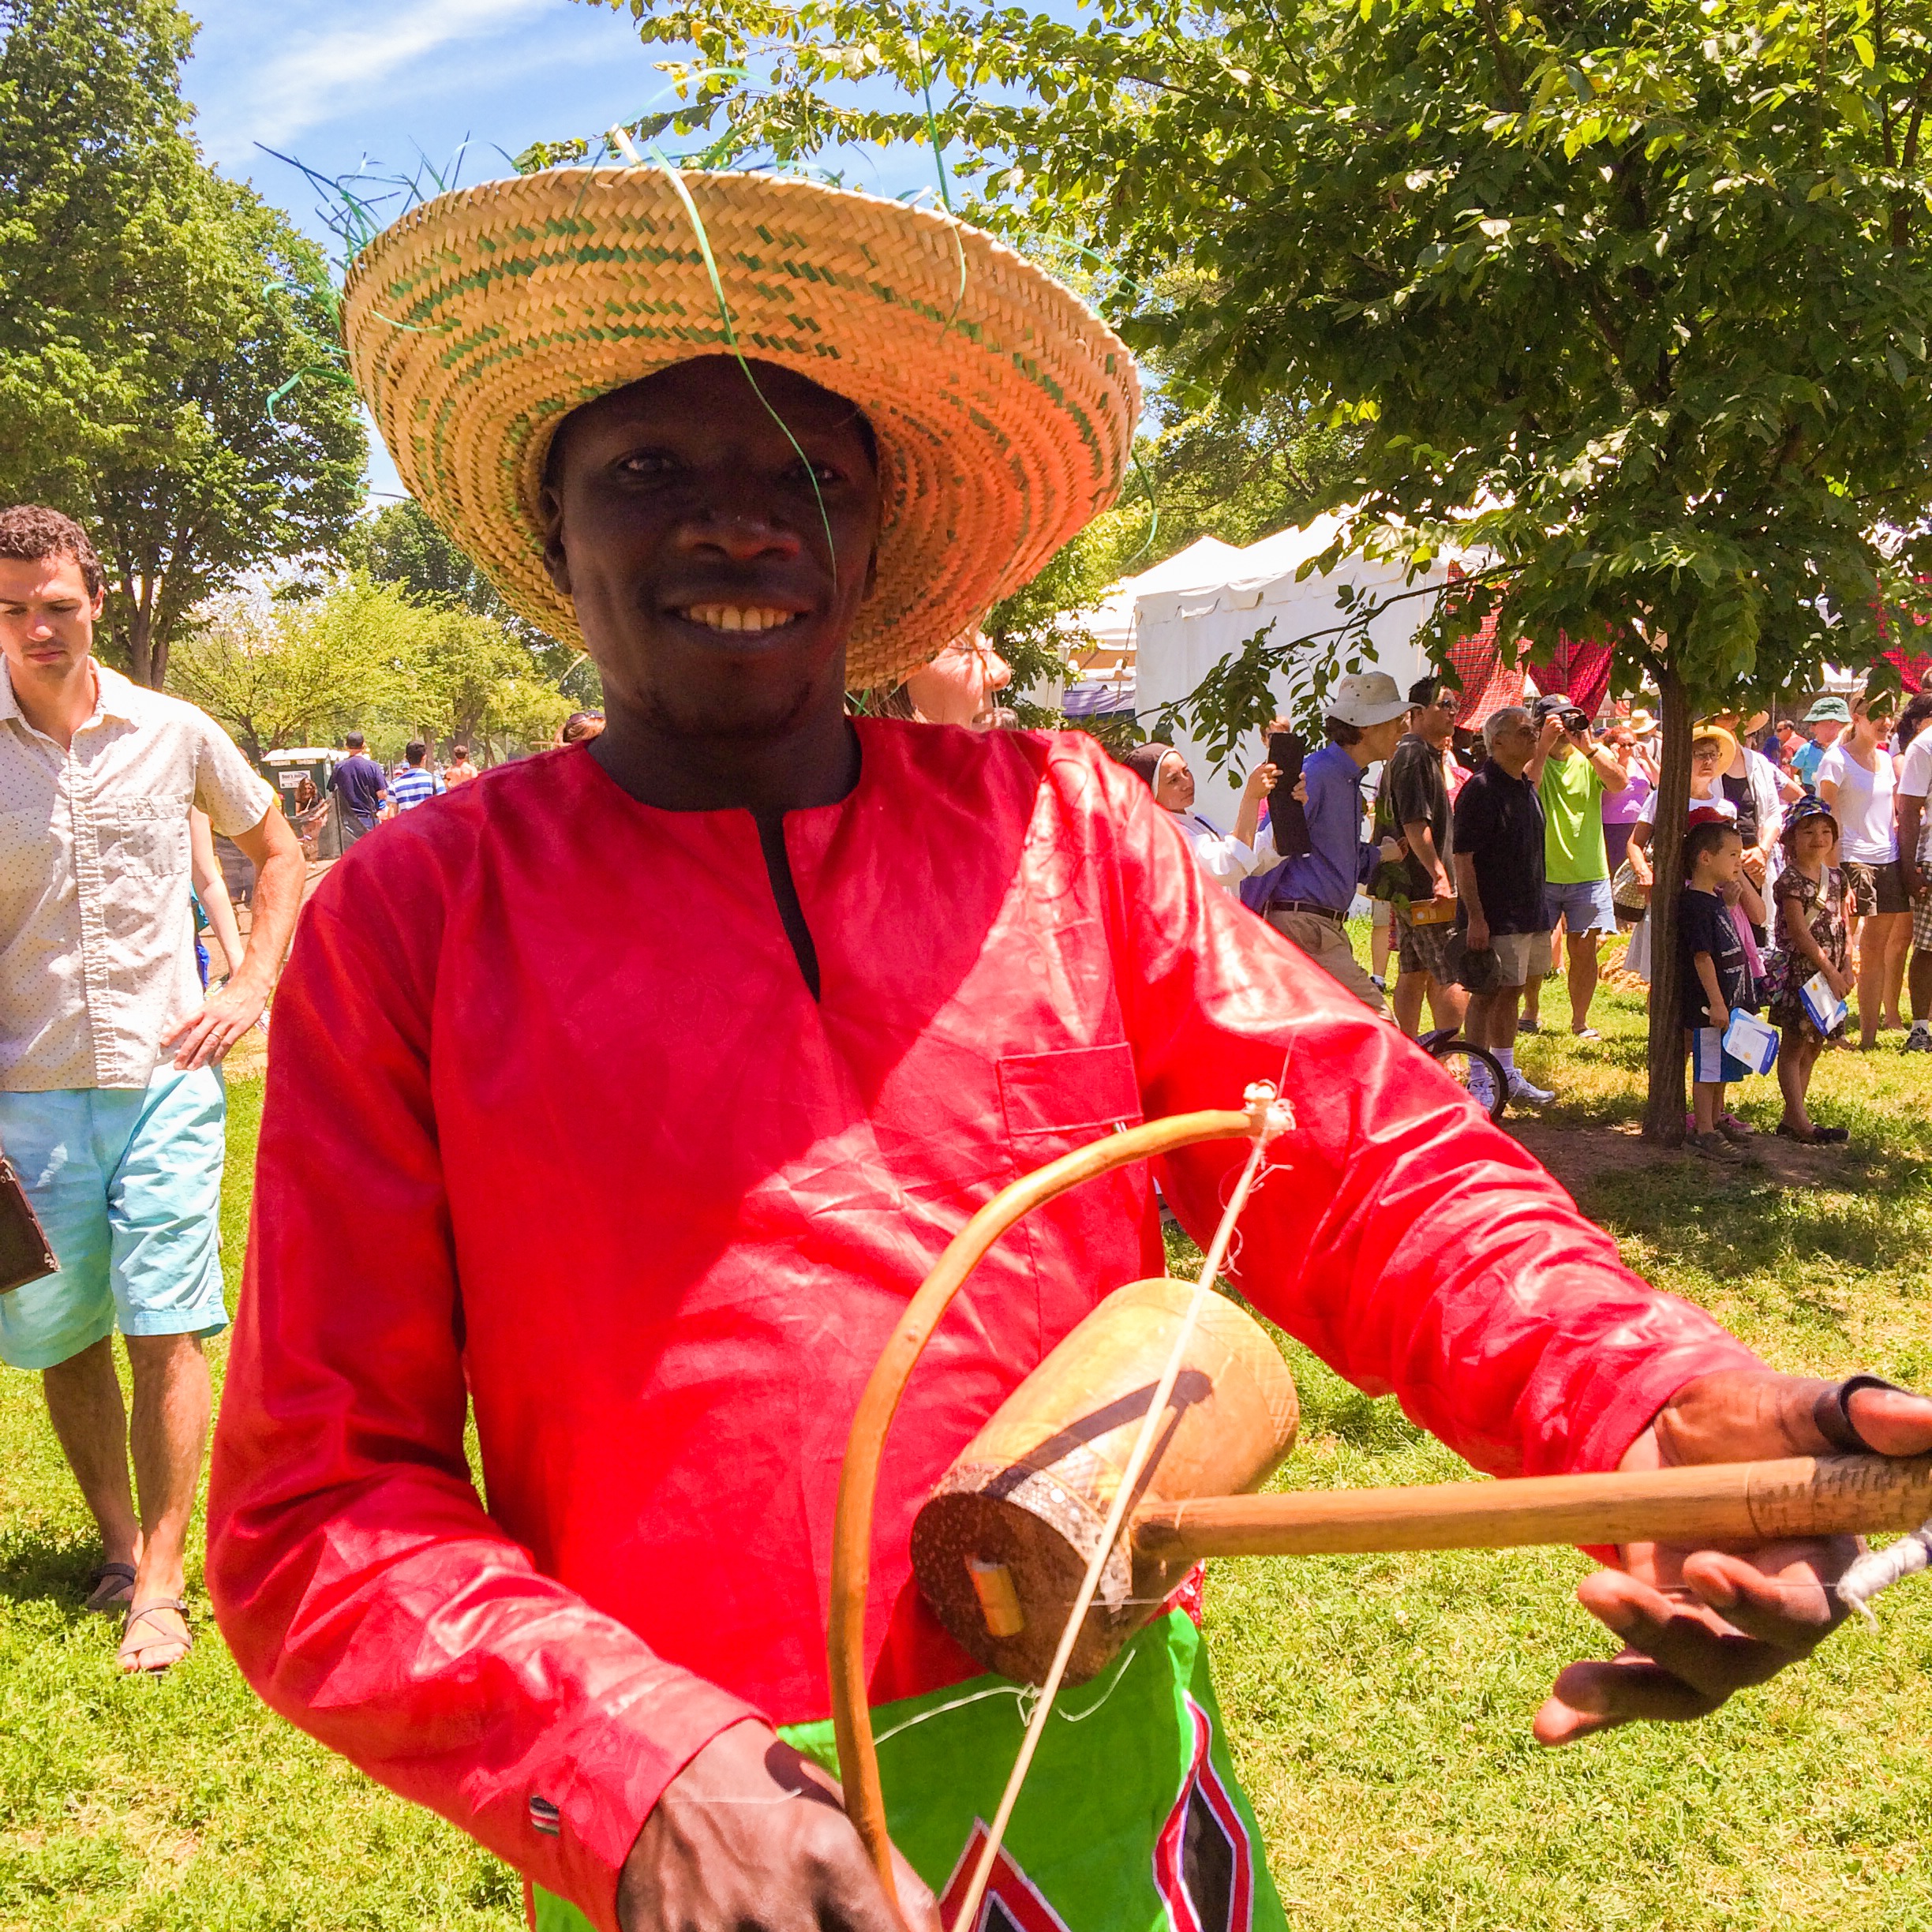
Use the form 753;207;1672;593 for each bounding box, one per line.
125;597;155;689
1641;664;1693;1142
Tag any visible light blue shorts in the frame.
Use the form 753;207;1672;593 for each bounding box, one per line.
0;1065;228;1371
1542;875;1618;935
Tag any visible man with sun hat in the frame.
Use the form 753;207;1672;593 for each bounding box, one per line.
207;166;1932;1932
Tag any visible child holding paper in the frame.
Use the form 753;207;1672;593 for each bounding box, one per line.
1765;796;1853;1143
1679;817;1759;1163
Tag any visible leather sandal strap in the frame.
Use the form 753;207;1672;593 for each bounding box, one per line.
1814;1375;1910;1454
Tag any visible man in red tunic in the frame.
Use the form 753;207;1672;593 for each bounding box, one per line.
209;171;1932;1932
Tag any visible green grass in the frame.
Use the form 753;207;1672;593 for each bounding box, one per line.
6;986;1932;1928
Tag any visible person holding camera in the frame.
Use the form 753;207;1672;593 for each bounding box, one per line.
1239;673;1411;1013
1521;695;1627;1039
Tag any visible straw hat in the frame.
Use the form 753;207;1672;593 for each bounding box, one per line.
1690;721;1740;769
343;168;1141;687
1624;707;1657;736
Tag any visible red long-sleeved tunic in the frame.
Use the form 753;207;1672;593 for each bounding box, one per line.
208;721;1760;1931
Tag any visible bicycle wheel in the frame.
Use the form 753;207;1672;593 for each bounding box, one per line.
1425;1035;1509;1125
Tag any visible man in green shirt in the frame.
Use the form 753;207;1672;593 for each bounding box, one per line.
1523;695;1628;1038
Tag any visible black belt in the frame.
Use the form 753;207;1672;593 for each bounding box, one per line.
1267;898;1346;925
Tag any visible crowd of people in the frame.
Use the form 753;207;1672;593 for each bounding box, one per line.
1121;676;1932;1141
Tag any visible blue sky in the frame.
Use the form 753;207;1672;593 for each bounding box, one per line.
182;0;942;504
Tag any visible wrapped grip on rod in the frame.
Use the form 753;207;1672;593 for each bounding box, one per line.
1130;1454;1932;1562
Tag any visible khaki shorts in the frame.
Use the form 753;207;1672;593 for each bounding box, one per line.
1266;908;1389;1014
1477;928;1553;990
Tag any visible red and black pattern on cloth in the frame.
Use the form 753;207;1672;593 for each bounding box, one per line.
1879;604;1932;693
1151;1697;1256;1932
938;1826;1073;1932
1442;578;1526;731
1527;633;1614;722
1440;566;1618;726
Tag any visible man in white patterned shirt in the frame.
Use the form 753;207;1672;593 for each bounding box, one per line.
0;506;303;1672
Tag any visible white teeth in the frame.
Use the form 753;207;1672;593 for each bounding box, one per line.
680;605;798;635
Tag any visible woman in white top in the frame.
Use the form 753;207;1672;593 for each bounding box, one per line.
1818;690;1908;1046
1119;741;1300;893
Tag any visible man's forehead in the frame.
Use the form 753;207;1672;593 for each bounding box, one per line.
556;356;871;448
0;555;91;601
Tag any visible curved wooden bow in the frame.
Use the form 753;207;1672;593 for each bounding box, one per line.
826;1093;1280;1919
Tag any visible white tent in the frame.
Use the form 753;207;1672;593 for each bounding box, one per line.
1132;518;1476;814
1054;534;1249;718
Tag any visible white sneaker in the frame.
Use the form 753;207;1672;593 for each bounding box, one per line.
1507;1072;1556;1106
1466;1061;1498;1113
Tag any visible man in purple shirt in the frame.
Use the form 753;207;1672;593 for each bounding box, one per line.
328;731;388;845
1241;672;1409;1010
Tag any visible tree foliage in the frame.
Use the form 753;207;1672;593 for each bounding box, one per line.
568;0;1932;1134
345;500;602;707
0;0;364;687
171;577;574;765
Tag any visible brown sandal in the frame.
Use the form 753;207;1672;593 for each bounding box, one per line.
118;1598;193;1675
82;1562;137;1614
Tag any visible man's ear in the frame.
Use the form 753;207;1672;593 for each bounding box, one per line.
539;484;571;597
90;587;106;620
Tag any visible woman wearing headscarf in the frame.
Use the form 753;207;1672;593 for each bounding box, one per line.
1118;739;1297;893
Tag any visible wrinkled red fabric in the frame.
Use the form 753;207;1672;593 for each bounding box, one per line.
208;721;1762;1932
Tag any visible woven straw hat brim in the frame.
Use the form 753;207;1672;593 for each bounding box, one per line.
343;169;1141;688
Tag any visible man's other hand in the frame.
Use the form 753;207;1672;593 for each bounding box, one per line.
620;1720;942;1931
1535;1371;1932;1747
162;970;269;1070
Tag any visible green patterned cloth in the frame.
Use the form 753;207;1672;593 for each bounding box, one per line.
534;1610;1284;1931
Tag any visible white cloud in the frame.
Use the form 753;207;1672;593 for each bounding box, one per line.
197;0;566;159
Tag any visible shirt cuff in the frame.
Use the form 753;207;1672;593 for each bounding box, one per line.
519;1672;766;1932
1567;1334;1768;1564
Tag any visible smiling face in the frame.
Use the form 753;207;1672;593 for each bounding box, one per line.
1793;816;1838;866
539;357;882;744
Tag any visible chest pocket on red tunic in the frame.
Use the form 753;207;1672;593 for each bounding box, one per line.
996;1041;1144;1153
995;1041;1151;1348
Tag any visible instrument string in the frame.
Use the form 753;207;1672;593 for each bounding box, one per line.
949;1081;1294;1932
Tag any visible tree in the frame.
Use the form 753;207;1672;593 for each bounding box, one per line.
346;500;602;709
170;579;415;762
571;0;1932;1138
0;0;364;687
172;576;575;765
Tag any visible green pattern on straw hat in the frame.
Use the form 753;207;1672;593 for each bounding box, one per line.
343;169;1140;688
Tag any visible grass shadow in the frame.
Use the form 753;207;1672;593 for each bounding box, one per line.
0;1517;107;1612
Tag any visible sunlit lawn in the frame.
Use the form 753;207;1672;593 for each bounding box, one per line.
4;972;1932;1928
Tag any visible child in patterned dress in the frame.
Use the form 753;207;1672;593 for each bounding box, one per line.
1767;797;1853;1143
